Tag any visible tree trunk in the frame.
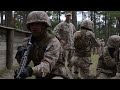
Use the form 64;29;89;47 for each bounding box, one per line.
107;17;110;39
104;11;107;44
90;11;93;21
72;11;77;30
0;11;3;25
23;11;27;31
58;11;61;23
108;17;112;37
93;11;96;34
117;17;120;35
20;15;22;30
25;11;30;31
98;15;101;36
116;19;119;35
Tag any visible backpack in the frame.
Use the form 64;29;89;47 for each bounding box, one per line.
74;30;91;50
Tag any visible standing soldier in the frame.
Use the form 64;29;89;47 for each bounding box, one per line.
98;39;105;56
53;11;76;70
96;35;120;79
96;38;101;54
14;11;69;79
69;20;100;79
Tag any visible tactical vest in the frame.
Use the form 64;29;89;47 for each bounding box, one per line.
28;32;54;66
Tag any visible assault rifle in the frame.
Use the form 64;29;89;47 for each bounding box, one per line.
15;35;32;79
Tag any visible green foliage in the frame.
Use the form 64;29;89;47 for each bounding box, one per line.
49;11;62;30
14;11;29;30
107;11;120;17
14;11;24;29
4;11;120;39
46;11;52;17
89;11;120;41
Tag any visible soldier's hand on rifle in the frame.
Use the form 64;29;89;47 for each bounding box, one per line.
15;46;27;63
14;66;33;79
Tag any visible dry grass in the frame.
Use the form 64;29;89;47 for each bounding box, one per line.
0;54;99;79
90;54;99;76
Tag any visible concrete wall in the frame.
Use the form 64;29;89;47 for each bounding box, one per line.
0;25;31;69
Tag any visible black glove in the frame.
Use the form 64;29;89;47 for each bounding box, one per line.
15;47;27;64
14;66;33;79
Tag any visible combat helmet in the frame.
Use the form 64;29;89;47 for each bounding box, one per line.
65;11;72;16
80;20;94;31
26;11;51;29
107;35;120;48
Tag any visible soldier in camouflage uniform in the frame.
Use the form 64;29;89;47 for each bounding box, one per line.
98;39;105;56
14;11;69;79
96;35;120;79
96;38;101;54
69;20;100;79
53;11;76;70
92;38;100;55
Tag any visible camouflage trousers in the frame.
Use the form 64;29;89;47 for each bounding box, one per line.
69;55;93;79
96;73;112;79
63;49;74;67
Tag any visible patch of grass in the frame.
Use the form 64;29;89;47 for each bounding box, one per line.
27;76;35;79
90;54;99;76
0;68;10;77
0;54;100;79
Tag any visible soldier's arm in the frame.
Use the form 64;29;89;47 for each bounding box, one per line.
90;32;100;47
32;38;61;77
53;23;62;41
103;47;116;68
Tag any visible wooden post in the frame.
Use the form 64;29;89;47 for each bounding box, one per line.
6;29;14;69
5;11;14;69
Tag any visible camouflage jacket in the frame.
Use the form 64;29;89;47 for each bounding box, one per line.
53;21;76;50
15;31;68;78
73;29;100;57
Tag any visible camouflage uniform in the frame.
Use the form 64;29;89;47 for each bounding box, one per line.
96;38;101;54
96;35;120;79
15;11;69;79
92;38;100;55
53;12;76;68
98;39;105;56
69;20;100;79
